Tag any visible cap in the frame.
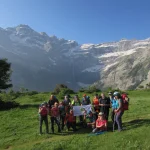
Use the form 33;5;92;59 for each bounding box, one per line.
98;112;104;116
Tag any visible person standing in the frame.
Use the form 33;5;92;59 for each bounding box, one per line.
71;95;83;123
50;102;61;133
92;94;100;118
65;110;77;131
58;101;66;130
108;92;117;123
99;93;110;120
39;102;49;134
81;94;91;105
63;95;71;113
48;95;59;109
113;92;124;132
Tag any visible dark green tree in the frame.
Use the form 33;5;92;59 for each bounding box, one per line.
0;59;12;91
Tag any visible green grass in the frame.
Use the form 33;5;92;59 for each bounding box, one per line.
0;90;150;150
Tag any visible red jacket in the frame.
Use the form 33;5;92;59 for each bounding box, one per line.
96;119;107;128
65;113;76;123
51;107;59;117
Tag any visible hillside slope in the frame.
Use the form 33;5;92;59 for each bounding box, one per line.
0;90;150;150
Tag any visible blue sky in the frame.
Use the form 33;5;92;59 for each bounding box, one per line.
0;0;150;44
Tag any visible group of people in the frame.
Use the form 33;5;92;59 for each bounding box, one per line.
38;92;129;134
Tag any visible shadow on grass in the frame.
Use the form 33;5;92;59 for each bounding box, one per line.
0;100;19;111
123;119;150;130
49;127;92;136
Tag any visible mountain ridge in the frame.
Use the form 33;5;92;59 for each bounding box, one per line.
0;24;150;91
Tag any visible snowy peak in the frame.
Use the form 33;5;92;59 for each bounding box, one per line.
0;24;150;91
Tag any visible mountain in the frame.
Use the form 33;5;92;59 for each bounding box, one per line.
0;24;150;91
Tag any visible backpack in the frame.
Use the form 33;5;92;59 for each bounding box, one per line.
121;94;129;111
40;107;48;116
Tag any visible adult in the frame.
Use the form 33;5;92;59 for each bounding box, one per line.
99;93;110;120
113;92;124;132
71;95;83;123
50;102;61;133
71;95;81;106
108;92;117;123
63;95;71;113
81;94;91;105
39;102;49;134
48;95;59;109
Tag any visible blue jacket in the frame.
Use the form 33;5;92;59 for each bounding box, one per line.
110;98;118;109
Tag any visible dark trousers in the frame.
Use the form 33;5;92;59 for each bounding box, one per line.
60;115;65;130
111;110;115;122
111;110;117;125
50;117;61;133
115;111;124;131
39;115;49;134
105;109;109;121
67;122;76;131
79;115;83;122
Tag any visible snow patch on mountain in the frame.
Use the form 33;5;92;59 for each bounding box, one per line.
82;65;103;72
99;47;146;58
80;44;94;50
104;62;118;71
95;43;118;48
133;40;150;47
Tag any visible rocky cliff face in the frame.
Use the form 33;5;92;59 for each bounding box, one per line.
0;24;150;91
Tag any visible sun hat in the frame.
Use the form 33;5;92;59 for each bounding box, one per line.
98;112;104;116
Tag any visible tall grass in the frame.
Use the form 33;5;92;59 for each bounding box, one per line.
0;90;150;150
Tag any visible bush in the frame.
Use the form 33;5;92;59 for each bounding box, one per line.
78;88;86;93
86;86;101;93
53;84;68;95
138;85;144;89
57;88;74;99
27;91;39;96
52;84;75;98
78;86;101;94
0;96;19;110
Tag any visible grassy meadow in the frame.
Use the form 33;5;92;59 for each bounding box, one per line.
0;90;150;150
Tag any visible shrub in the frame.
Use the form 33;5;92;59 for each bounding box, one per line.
27;91;39;96
53;84;68;95
0;95;19;110
78;86;101;94
52;84;75;98
57;88;74;99
138;85;144;89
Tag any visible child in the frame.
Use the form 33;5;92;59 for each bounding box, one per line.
39;102;49;134
85;111;96;130
92;112;107;133
58;101;66;130
92;94;100;119
50;102;61;133
65;110;77;131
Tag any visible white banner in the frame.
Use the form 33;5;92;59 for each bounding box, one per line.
73;105;92;116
